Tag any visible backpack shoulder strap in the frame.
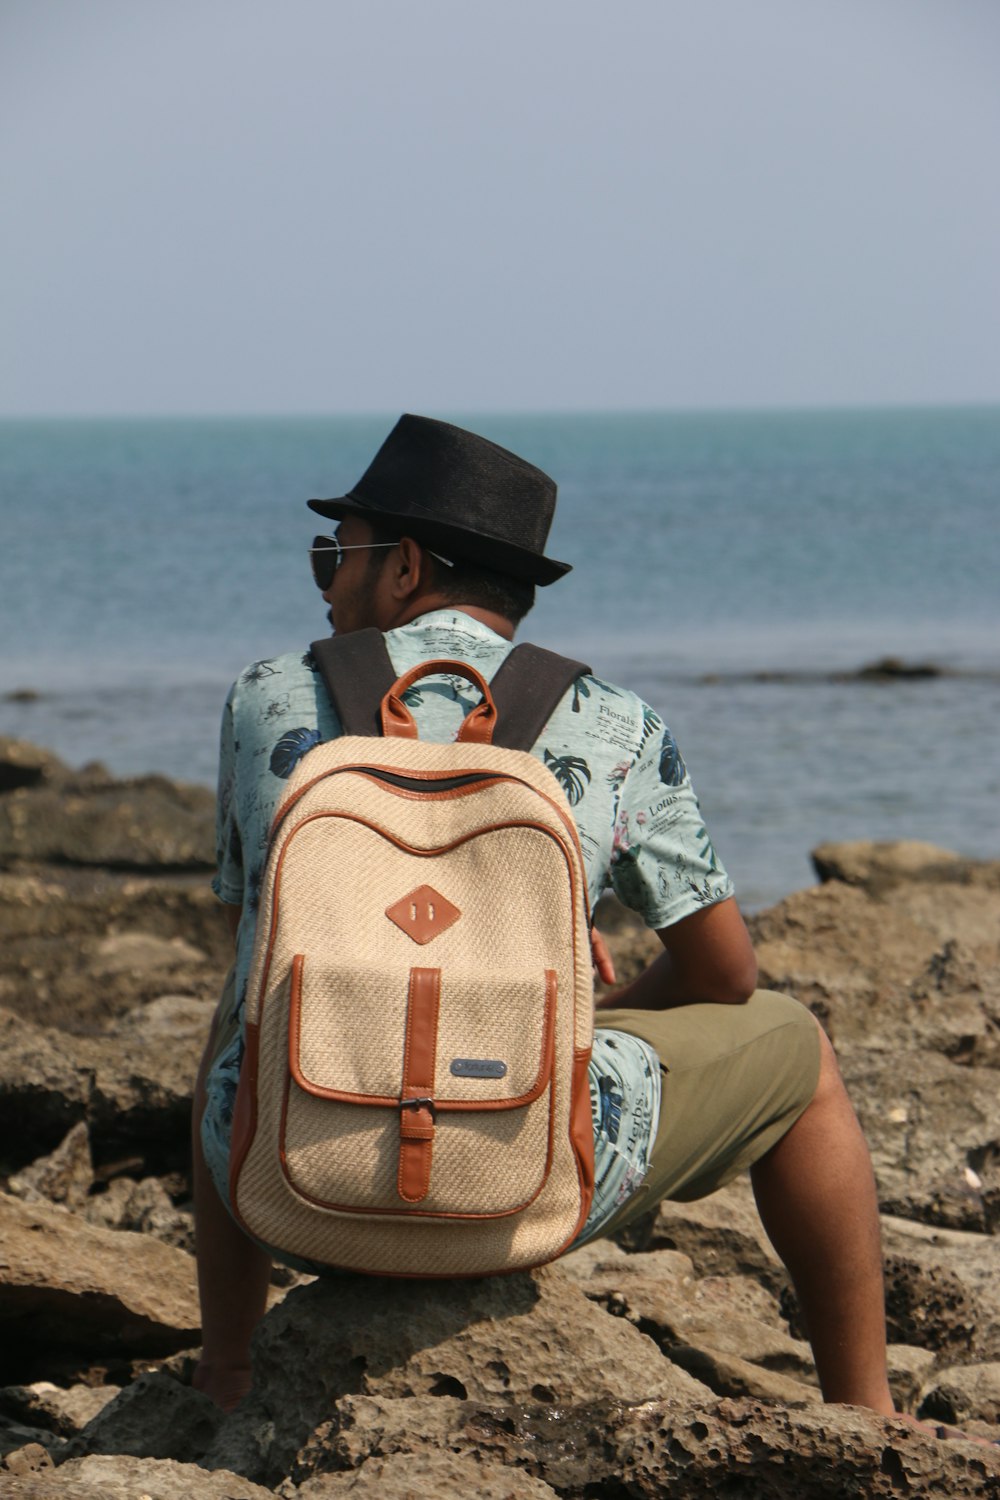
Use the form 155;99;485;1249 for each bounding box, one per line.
309;630;397;736
309;632;590;747
488;644;591;750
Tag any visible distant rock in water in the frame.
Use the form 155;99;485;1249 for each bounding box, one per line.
856;656;944;680
811;839;1000;892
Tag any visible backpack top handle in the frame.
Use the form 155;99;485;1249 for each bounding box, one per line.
380;659;497;745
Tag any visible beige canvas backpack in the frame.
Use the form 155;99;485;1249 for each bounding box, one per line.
229;634;596;1277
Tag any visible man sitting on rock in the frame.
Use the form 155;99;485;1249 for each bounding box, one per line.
193;414;897;1423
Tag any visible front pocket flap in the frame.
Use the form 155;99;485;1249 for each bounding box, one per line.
289;955;555;1108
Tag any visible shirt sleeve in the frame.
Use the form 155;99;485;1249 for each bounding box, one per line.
609;716;734;930
211;683;244;905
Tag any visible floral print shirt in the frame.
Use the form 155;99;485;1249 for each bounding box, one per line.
213;609;733;1013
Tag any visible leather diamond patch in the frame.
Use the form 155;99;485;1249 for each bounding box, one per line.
386;885;462;945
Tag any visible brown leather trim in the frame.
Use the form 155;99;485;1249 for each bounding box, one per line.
567;1044;596;1237
288;958;557;1111
397;967;440;1203
385;885;462;944
379;659;497;744
228;1019;261;1232
380;693;421;739
454;698;495;744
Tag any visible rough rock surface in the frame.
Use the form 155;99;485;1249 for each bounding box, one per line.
198;1268;707;1486
0;1194;200;1383
3;745;1000;1495
0;1454;275;1498
289;1451;562;1498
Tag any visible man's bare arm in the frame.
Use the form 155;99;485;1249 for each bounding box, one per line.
595;896;757;1010
224;904;242;945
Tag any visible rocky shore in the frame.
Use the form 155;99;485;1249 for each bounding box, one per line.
2;736;1000;1497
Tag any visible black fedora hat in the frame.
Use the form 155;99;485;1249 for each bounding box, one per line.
308;415;571;586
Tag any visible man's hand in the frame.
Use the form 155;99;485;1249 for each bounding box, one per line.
591;927;617;986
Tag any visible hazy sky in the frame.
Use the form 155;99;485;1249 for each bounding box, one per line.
3;0;999;416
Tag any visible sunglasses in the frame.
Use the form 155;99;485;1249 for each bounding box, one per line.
309;534;454;591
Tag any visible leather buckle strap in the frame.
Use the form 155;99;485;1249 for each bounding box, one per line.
397;968;441;1204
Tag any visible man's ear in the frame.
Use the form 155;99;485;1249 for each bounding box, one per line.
388;535;428;602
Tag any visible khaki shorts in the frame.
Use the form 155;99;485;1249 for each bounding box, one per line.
591;989;821;1238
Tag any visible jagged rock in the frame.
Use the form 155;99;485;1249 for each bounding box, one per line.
81;1176;194;1254
0;1382;119;1439
89;934;208;979
0;867;229;1034
0;740;69;794
811;840;1000;894
584;1259;818;1396
664;1346;820;1407
0;1427;58;1464
291;1450;561;1497
608;1397;1000;1498
617;1179;785;1294
0;776;215;871
749;873;1000;1061
0;1194;200;1382
919;1363;1000;1430
749;880;942;1042
886;1345;938;1413
880;1215;1000;1363
4;752;1000;1494
202;1267;710;1487
62;1371;223;1463
548;1235;632;1281
287;1392;631;1495
0;1006;206;1169
281;1392;1000;1499
781;1247;979;1363
2;1441;55;1475
812;839;963;889
7;1123;93;1210
0;1454;274;1497
105;992;214;1043
842;1048;1000;1232
286;1393;481;1483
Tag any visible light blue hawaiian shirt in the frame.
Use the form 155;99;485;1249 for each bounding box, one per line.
205;610;733;1246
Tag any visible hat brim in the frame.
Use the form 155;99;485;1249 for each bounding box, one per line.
307;495;571;587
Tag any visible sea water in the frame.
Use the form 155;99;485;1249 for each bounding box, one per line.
2;407;998;909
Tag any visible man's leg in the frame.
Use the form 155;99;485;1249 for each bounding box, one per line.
594;995;894;1414
191;1025;272;1413
749;1023;893;1414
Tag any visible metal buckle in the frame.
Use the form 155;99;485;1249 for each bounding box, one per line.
399;1095;436;1120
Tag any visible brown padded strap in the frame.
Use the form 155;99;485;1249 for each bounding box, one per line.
310;630;396;737
398;967;441;1204
311;633;590;750
487;644;590;750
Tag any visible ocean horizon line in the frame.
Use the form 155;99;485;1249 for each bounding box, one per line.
2;400;1000;425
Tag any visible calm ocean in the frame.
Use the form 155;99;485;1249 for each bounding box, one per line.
2;408;998;910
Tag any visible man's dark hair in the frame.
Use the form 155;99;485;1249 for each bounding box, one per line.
365;523;536;627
